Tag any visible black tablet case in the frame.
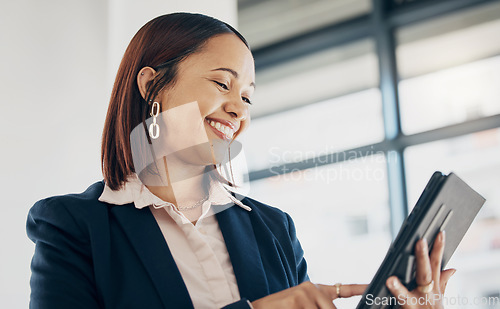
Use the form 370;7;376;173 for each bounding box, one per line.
356;172;486;309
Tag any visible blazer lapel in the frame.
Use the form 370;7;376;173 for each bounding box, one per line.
111;205;193;309
216;204;270;302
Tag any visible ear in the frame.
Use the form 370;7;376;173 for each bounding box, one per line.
137;67;157;100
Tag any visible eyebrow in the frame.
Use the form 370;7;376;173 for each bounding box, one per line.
211;67;256;88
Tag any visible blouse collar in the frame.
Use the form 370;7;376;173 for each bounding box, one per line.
98;173;251;212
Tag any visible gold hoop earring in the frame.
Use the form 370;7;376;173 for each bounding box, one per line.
149;101;160;139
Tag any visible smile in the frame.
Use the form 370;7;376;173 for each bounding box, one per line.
206;118;235;140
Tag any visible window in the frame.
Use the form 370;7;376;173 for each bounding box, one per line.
248;154;390;307
396;1;500;134
240;39;382;171
238;0;500;305
240;88;383;171
238;0;371;49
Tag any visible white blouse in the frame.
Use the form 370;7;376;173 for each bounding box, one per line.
98;174;252;309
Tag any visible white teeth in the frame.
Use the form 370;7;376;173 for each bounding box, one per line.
207;119;234;139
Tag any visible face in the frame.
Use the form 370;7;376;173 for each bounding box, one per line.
136;33;255;175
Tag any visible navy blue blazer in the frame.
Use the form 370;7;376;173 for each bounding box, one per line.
27;181;309;308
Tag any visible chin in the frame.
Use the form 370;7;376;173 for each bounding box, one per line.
209;138;231;164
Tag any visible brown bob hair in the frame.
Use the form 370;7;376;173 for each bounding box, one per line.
101;12;249;190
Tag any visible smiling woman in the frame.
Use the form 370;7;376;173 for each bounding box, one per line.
26;12;449;309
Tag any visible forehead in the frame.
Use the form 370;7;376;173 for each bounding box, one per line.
180;33;255;81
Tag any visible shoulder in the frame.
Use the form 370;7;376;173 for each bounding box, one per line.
240;195;295;232
242;195;289;218
27;181;109;239
29;181;106;215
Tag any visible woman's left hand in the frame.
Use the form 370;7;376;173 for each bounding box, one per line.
386;231;457;308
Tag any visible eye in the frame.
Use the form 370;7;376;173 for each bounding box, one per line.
213;81;229;90
242;97;252;105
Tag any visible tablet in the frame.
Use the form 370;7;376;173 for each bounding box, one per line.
356;172;486;309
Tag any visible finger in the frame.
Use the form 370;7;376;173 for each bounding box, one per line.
415;238;433;287
304;283;336;309
338;284;368;298
315;293;337;309
313;288;337;309
386;276;410;301
439;269;456;293
430;231;446;284
319;284;368;299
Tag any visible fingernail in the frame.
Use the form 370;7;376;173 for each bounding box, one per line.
388;277;398;289
392;278;398;288
451;269;457;276
420;238;428;250
441;230;446;241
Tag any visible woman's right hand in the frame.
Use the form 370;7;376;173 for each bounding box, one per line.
250;281;367;309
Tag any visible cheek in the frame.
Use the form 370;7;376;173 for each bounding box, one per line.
197;101;223;121
165;86;218;119
164;81;212;108
193;83;224;113
235;118;251;138
155;102;210;153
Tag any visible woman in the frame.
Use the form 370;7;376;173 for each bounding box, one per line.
27;13;454;309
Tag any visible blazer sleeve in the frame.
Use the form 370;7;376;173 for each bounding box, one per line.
26;198;101;309
286;212;309;283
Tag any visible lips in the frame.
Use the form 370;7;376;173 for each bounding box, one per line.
205;117;236;140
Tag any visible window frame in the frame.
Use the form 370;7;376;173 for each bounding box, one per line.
245;0;500;237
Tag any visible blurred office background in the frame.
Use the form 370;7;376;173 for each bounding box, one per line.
1;0;499;308
239;0;500;307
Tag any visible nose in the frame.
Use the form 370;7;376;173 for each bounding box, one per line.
223;96;249;121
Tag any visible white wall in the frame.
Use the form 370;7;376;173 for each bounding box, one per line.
0;1;236;307
107;0;237;88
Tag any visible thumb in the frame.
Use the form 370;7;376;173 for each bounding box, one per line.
440;268;456;293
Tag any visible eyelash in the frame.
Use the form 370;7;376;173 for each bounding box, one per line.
214;81;228;90
213;81;252;105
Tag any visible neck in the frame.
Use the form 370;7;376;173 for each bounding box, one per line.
142;157;210;209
